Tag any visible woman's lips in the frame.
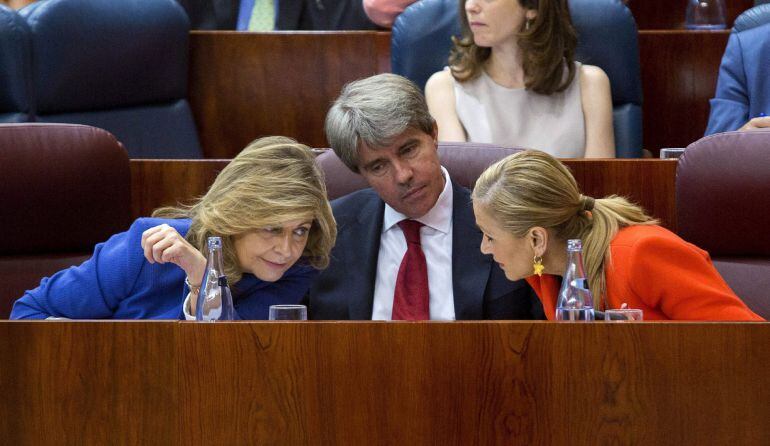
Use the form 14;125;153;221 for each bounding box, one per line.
262;259;288;269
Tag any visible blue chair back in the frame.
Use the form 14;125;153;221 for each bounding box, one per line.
20;0;202;158
391;0;643;157
0;5;32;123
391;0;461;94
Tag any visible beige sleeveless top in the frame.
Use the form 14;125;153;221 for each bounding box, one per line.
453;62;586;158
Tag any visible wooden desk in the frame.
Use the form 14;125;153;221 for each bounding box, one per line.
130;158;678;231
1;321;767;444
639;30;730;152
629;0;754;30
189;31;391;159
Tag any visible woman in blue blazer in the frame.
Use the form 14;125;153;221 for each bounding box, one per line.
11;137;337;320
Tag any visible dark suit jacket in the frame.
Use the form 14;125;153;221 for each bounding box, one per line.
184;0;381;31
276;0;382;30
175;0;239;30
308;181;545;320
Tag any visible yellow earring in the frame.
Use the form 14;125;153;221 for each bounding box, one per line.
533;255;544;276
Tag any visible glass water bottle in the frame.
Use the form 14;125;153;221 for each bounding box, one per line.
684;0;726;30
555;239;595;321
195;236;235;321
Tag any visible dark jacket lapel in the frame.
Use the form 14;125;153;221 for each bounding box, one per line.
342;192;384;319
450;182;492;320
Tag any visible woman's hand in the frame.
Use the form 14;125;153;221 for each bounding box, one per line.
140;224;207;287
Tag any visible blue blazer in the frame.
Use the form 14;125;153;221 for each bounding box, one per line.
10;218;316;320
307;181;544;320
706;22;770;135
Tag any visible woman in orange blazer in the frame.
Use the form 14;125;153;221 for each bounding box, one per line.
471;150;763;321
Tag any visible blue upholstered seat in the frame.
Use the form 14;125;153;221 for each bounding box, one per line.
20;0;203;158
0;5;32;124
391;0;643;158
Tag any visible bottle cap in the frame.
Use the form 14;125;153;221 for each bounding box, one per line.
567;239;582;251
207;236;222;249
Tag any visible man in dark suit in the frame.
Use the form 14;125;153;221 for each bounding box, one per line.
308;73;544;320
175;0;239;29
276;0;381;30
181;0;381;31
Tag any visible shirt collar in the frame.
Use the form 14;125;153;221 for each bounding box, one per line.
383;166;453;234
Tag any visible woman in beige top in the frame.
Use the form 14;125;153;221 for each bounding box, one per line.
426;0;615;158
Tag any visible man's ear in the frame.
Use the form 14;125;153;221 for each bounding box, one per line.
431;120;439;143
529;227;549;257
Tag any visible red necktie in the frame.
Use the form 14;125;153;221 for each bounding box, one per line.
392;219;430;320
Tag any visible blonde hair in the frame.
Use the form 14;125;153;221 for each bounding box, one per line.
153;136;336;285
472;150;655;307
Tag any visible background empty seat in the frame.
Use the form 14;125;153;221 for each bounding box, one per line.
20;0;202;158
0;123;132;318
0;4;32;123
676;130;770;319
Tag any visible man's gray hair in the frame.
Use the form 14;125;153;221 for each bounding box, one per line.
325;73;435;173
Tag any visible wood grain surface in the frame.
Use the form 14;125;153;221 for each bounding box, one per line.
0;321;177;445
130;159;229;220
628;0;754;30
639;30;730;153
131;158;679;231
1;321;767;444
188;31;391;158
566;159;678;230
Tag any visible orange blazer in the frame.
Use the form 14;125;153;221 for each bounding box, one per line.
526;225;764;321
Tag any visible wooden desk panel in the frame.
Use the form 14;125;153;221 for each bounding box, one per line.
131;159;678;231
566;159;677;230
177;322;770;445
2;322;768;444
629;0;754;30
188;31;391;158
639;31;729;152
130;159;229;220
0;321;177;445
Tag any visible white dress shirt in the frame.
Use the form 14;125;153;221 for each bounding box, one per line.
371;167;455;320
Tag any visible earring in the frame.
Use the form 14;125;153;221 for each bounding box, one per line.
533;255;544;276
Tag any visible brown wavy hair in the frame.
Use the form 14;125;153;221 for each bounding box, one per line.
450;0;578;95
